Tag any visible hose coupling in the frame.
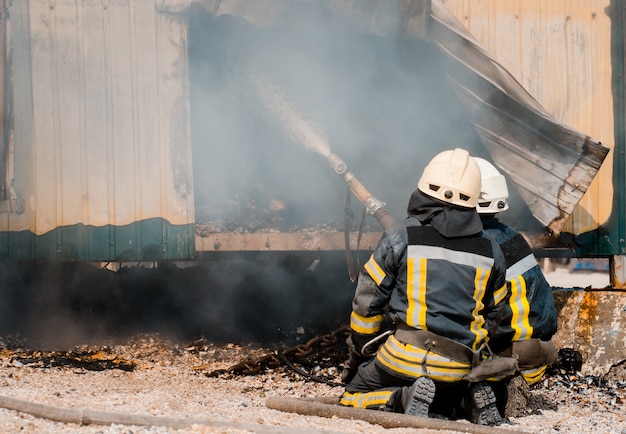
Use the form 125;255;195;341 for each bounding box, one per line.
365;197;387;215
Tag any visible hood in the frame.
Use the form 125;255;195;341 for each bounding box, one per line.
407;189;483;237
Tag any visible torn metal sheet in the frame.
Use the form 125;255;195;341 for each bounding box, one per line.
553;290;626;376
194;0;608;235
428;1;609;235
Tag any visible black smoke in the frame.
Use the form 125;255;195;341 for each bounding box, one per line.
0;254;355;349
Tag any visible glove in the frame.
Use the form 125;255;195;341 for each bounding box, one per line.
341;350;366;384
340;333;372;384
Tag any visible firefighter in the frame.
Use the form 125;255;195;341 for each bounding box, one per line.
472;157;558;414
339;148;507;426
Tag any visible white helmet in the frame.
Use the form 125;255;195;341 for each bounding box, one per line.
474;157;509;214
417;148;481;209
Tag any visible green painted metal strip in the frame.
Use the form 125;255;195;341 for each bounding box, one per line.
0;218;194;261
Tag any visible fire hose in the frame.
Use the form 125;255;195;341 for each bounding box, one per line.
0;394;319;433
325;152;397;231
0;393;529;433
265;396;531;434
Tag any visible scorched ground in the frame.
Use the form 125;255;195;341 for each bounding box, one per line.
0;333;624;434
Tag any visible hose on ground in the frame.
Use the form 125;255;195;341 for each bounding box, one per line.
0;394;331;434
265;396;531;434
1;392;532;434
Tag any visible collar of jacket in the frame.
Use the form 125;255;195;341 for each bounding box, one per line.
406;189;483;238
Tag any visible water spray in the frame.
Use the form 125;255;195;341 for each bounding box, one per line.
250;74;396;231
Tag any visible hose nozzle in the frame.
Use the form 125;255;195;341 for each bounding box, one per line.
327;153;347;175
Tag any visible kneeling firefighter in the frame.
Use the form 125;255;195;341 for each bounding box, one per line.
339;148;508;426
472;158;558;414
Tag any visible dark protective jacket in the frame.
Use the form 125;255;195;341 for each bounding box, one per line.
480;216;558;354
349;191;508;353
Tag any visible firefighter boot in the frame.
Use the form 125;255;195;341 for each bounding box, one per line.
465;381;505;426
402;377;436;418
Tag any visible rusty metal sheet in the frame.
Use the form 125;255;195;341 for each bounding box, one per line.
553;290;626;376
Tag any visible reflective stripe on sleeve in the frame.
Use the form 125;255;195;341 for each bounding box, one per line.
350;311;382;334
493;283;508;305
364;255;386;286
510;277;533;341
469;268;489;350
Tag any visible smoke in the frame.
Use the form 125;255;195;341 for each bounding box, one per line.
188;4;488;230
0;3;540;350
0;257;354;349
249;73;332;159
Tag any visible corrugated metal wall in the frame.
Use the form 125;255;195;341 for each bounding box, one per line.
441;0;614;235
2;0;195;260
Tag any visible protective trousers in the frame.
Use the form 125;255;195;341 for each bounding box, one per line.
340;333;473;411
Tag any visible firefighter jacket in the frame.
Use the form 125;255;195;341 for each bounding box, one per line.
480;216;558;354
349;191;508;368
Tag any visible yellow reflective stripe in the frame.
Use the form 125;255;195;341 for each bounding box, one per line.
381;336;467;367
510;277;533;341
521;365;547;385
340;391;393;409
375;335;470;382
350;311;382;334
406;257;416;327
406;257;427;329
364;255;386;286
493;283;507;305
469;268;489;350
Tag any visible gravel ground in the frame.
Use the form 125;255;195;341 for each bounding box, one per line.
0;334;624;434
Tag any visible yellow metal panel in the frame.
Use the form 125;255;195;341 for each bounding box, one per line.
108;0;137;226
82;0;111;227
6;0;35;234
155;7;194;224
134;2;162;221
442;0;613;234
54;0;85;228
8;0;193;236
29;0;60;235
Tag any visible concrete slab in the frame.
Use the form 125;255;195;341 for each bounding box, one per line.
553;290;626;376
